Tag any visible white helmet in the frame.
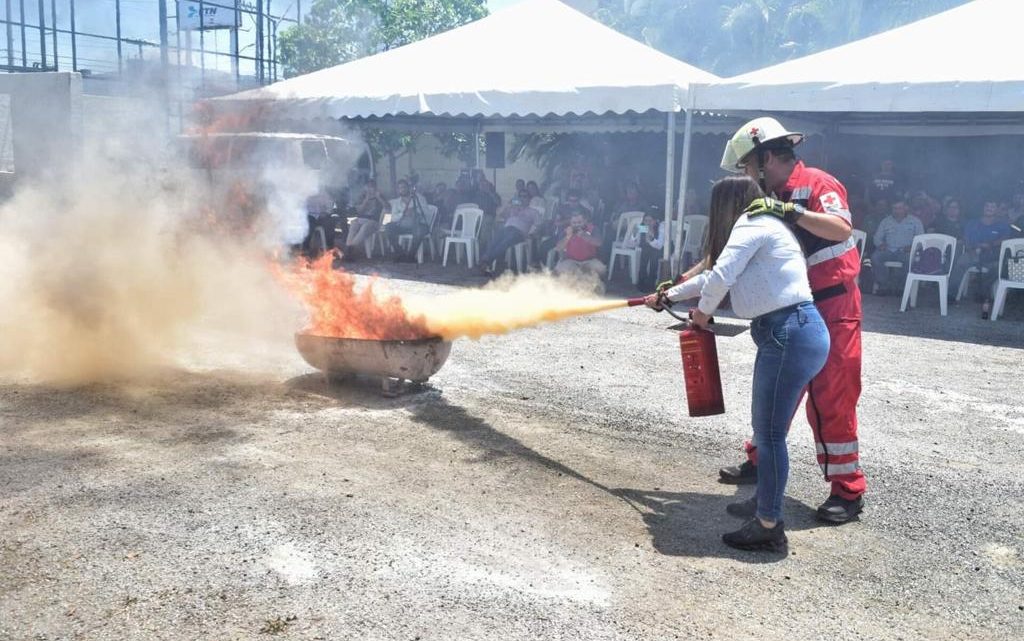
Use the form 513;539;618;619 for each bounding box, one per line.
720;117;803;173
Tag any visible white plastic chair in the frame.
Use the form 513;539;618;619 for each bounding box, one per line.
851;229;868;286
364;208;390;259
442;207;484;268
397;204;438;264
874;259;907;294
607;211;645;283
899;233;956;316
992;238;1024;321
492;241;529;274
680;215;709;268
851;229;867;257
956;265;990;301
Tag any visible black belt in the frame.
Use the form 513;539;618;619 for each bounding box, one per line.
812;282;847;303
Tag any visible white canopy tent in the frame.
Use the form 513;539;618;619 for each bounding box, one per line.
216;0;720;264
695;0;1024;117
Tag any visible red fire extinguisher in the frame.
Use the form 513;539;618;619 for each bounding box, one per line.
678;324;725;417
627;296;726;417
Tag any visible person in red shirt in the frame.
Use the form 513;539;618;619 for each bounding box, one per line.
554;211;605;278
708;117;866;524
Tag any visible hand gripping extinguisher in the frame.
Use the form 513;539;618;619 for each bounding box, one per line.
626;296;725;417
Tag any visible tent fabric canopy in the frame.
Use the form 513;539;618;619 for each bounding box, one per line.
696;0;1024;114
219;0;718;120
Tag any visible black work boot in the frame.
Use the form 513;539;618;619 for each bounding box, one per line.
816;494;864;524
722;519;788;552
718;460;758;485
726;495;757;518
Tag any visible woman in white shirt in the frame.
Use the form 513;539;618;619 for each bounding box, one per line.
647;175;830;552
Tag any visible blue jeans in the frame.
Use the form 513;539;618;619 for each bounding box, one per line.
480;225;526;266
750;302;831;523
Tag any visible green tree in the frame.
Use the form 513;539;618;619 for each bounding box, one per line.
278;0;488;189
594;0;968;76
278;0;487;78
277;0;381;78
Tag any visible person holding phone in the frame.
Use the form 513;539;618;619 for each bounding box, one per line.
646;175;830;552
631;210;665;291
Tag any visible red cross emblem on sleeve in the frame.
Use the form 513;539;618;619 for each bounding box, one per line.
822;193;839;208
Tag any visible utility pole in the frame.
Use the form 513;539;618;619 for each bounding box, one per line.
36;0;45;69
158;0;169;68
256;0;264;83
5;0;13;69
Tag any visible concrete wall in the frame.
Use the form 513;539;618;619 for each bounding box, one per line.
376;134;546;201
0;72;83;182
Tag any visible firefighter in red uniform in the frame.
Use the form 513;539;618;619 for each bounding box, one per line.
712;117;866;523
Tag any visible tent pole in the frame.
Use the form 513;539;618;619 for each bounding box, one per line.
474;121;481;169
662;110;676;267
673;109;694;273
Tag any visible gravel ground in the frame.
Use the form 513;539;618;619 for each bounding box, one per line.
1;260;1022;641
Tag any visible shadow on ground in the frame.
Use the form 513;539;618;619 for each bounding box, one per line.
408;394;812;562
613;487;828;563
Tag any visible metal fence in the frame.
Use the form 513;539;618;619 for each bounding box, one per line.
0;0;297;90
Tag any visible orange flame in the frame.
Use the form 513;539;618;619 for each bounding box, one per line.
274;253;432;340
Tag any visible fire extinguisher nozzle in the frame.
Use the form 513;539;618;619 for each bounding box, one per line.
625;297;648;307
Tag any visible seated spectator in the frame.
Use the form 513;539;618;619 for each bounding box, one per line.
631;210;665;291
514;178;526;194
526;180;546;213
427;181;448;207
555;189;592;220
474;171;502;218
910;191;940;229
950;201;1016;305
384;179;431;262
612;182;648;224
302;191;337;257
555;211;605;279
870;199;923;294
1008;190;1024;226
479;187;538;274
929;198;964;239
861;198;889;252
604;182;650;259
345;179;387;259
868;159;901;206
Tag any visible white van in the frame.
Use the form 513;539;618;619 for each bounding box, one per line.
177;132;374;245
178;131;374;192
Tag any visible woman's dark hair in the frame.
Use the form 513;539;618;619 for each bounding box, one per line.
703;176;764;268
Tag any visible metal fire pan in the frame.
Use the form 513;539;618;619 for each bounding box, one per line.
295;333;452;383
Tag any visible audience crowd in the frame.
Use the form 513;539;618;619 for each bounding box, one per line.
304;157;1024;317
855;159;1023;316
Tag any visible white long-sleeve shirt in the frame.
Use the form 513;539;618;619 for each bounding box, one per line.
665;214;812;319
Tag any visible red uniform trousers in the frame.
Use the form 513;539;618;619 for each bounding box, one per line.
744;257;867;499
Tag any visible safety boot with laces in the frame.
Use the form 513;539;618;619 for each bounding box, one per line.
726;495;757;518
722;519;788;552
718;459;757;485
816;494;864;524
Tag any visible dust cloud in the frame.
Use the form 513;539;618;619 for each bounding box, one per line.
0;126;301;386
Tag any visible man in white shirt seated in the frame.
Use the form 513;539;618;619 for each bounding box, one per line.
385;179;430;263
870;198;923;294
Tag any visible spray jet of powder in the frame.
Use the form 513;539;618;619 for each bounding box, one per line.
278;254;628;341
407;273;625;340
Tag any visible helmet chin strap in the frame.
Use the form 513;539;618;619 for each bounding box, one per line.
755;145;769;195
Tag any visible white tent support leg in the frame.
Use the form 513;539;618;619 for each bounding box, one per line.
673;109;694;274
474;121;482;169
662;111;676;264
